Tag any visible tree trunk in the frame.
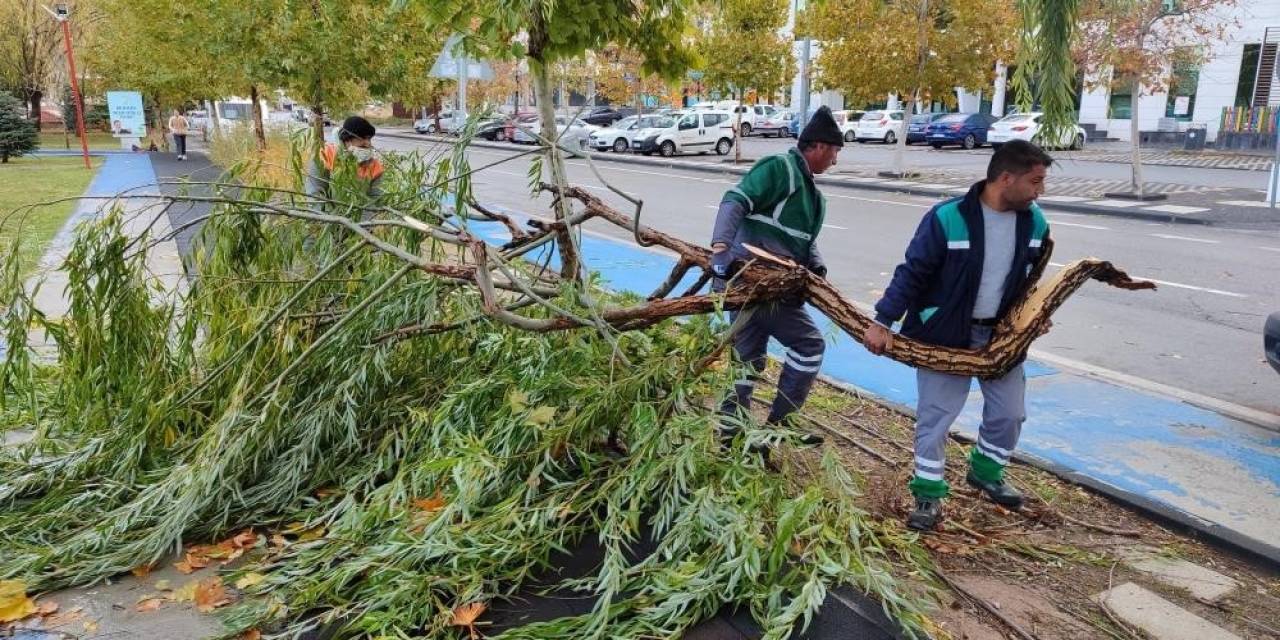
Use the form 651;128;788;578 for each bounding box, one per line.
1129;81;1144;196
531;59;580;280
250;85;267;151
29;90;42;131
734;89;744;164
206;100;222;140
310;105;325;144
892;93;916;176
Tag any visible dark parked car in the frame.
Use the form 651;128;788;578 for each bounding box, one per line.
907;113;948;144
582;106;634;126
1266;312;1280;374
925;113;999;149
475;118;512;141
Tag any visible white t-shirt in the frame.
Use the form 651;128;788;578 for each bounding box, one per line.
973;202;1018;319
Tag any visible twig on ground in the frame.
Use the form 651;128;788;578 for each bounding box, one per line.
936;567;1042;640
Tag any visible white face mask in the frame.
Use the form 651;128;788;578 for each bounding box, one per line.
347;146;375;163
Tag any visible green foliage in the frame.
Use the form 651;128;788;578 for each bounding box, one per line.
800;0;1017;108
1012;0;1080;144
696;0;796;101
0;144;936;638
0;91;37;162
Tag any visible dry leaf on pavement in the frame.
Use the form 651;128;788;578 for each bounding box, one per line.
130;564;153;578
135;597;164;612
0;579;37;623
194;577;233;613
234;572;266;590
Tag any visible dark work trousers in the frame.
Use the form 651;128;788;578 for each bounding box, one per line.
173;134;187;157
719;301;826;424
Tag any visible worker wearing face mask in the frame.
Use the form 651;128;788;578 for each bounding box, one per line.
306;115;385;204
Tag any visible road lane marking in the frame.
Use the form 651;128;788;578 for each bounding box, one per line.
1257;246;1280;253
1142;204;1210;214
1048;262;1245;298
822;224;849;230
1049;220;1109;230
1150;234;1220;244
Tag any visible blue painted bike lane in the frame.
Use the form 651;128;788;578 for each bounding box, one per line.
461;203;1280;564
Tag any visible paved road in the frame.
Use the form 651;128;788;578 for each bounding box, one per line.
611;134;1273;191
380;136;1280;417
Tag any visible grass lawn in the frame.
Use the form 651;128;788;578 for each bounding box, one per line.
0;155;101;278
38;130;121;151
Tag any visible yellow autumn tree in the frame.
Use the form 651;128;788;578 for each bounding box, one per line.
800;0;1017;174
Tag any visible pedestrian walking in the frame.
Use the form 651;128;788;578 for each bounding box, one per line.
711;105;845;450
865;140;1054;531
168;109;189;160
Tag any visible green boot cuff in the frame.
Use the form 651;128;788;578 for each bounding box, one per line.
908;475;950;499
969;448;1005;484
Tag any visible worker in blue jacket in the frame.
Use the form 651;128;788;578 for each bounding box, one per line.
865;140;1054;531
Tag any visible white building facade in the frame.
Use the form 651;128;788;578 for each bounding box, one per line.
1076;1;1280;143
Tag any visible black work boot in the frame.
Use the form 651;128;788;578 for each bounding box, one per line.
965;472;1024;509
907;498;944;531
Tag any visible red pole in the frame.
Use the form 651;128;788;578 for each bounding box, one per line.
60;19;91;169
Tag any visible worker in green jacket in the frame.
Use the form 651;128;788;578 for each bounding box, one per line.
710;106;844;448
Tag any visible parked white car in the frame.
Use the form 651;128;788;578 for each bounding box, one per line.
415;111;465;134
513;116;598;149
855;110;906;143
632;110;735;157
832;109;866;143
987;112;1087;150
589;115;669;152
727;103;781;136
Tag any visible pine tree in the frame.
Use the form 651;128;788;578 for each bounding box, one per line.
0;91;39;163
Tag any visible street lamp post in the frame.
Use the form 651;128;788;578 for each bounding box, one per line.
45;3;91;169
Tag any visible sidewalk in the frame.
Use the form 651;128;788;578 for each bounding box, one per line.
460;207;1280;566
384;131;1280;229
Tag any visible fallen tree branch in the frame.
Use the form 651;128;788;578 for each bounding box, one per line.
547;183;1157;379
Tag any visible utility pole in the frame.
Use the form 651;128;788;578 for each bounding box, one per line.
45;3;90;169
795;0;812;130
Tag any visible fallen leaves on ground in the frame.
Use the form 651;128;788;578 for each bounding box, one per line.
130;564;153;578
194;577;233;613
234;572;266;590
0;580;37;622
174;529;260;573
42;606;83;628
451;602;487;640
171;580;200;603
240;630;262;640
135;597;164;612
412;490;446;513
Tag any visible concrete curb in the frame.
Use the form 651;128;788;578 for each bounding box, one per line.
383;132;1221;226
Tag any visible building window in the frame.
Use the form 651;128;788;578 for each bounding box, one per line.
1235;43;1261;107
1165;53;1199;120
1108;75;1135;119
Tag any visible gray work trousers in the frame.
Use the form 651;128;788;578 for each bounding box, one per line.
719;301;826;424
912;324;1026;491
